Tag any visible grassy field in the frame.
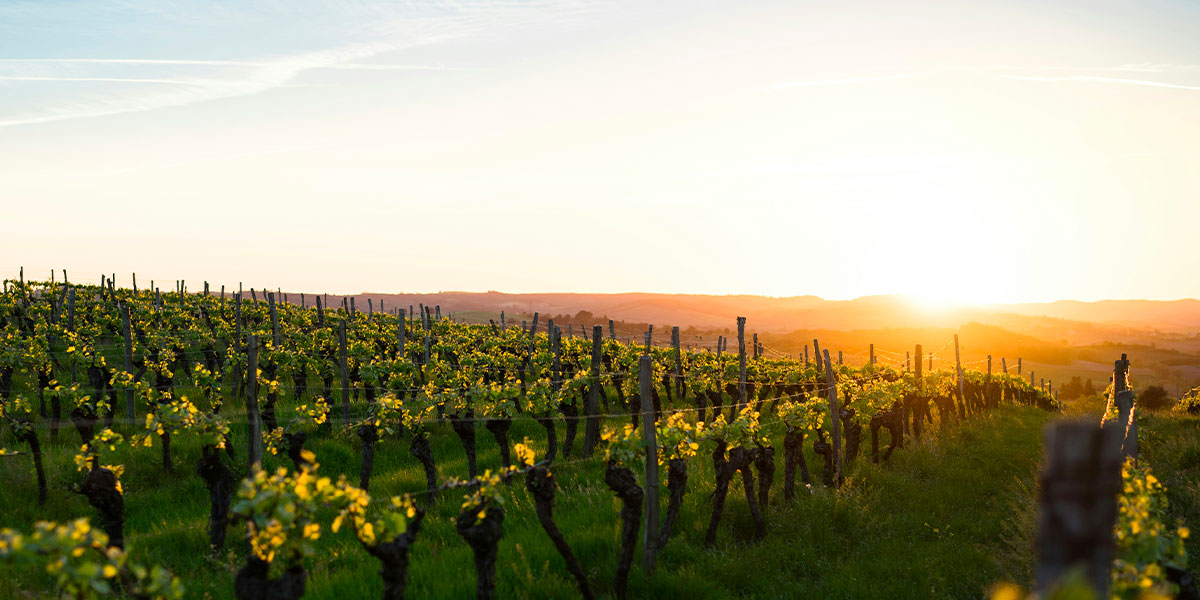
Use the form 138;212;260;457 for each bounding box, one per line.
0;383;1057;600
1140;412;1200;567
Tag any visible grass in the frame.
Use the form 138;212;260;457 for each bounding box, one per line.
0;385;1054;599
1139;412;1200;567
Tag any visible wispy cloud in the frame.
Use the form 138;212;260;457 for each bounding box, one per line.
0;0;563;130
997;74;1200;92
0;58;465;71
0;75;207;85
0;39;436;128
769;74;918;90
768;68;1200;94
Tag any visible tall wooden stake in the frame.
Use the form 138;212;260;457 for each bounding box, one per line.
246;335;263;470
954;334;966;418
1035;420;1123;597
584;325;603;456
339;322;350;423
737;317;747;411
639;355;659;572
822;349;842;487
121;304;135;423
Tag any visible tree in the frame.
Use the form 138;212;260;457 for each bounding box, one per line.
1139;385;1172;412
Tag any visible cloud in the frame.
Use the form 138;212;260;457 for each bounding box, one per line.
768;68;1200;94
997;74;1200;92
0;39;436;128
0;57;464;71
768;74;918;90
0;75;206;85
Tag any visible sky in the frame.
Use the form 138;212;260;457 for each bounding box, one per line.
1;0;1198;304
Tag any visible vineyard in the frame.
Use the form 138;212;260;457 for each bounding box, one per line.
0;272;1181;599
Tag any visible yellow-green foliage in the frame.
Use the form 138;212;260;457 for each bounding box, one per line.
1112;458;1189;598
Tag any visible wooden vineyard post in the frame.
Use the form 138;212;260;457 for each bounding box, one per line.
269;293;280;347
1017;357;1022;375
235;292;243;343
752;333;759;360
813;339;823;371
584;325;603;457
954;334;966;419
67;287;75;336
915;344;923;397
804;345;808;365
317;295;325;327
672;326;684;401
121;304;135;423
870;344;875;365
339;321;350;423
609;319;616;340
1035;419;1123;597
822;349;842;487
986;355;993;407
644;325;653;354
731;318;743;413
398;309;406;356
246;335;263;470
838;350;843;366
906;351;910;372
639;355;660;573
552;327;563;391
1111;355;1137;459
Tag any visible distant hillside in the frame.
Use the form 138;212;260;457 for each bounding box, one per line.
994;299;1200;333
289;291;1200;337
275;289;1200;391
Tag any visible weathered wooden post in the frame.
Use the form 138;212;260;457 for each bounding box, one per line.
398;309;407;356
869;344;875;366
584;325;603;457
639;355;660;573
269;293;280;348
986;355;993;407
813;339;823;371
1111;355;1136;459
121;304;135;423
954;334;966;418
737;317;747;411
1035;419;1123;597
822;349;842;487
246;335;263;470
672;327;683;401
339;322;350;423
